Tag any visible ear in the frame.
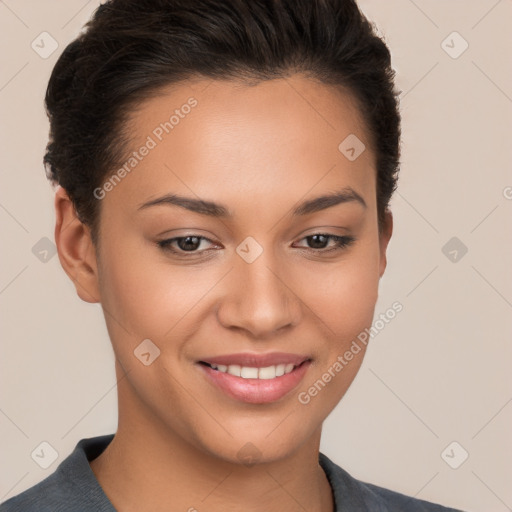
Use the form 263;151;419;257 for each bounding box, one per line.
54;186;101;303
378;210;393;279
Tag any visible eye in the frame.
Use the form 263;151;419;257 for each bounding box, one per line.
293;234;356;253
157;235;217;254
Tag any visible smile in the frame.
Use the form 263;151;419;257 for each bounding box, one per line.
196;352;312;404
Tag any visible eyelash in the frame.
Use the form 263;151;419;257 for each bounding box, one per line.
156;233;356;257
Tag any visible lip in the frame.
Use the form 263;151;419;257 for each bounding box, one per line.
196;353;312;404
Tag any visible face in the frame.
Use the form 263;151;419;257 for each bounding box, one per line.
69;75;392;464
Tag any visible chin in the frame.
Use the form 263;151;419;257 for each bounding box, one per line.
187;414;320;468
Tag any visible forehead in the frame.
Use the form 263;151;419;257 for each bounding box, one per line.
106;75;376;217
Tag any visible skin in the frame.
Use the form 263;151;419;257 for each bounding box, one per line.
54;75;393;512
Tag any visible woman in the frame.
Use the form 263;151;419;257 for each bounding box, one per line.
1;0;466;510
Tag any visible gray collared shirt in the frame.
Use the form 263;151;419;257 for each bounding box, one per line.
0;434;466;511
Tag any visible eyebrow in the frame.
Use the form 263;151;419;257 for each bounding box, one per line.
137;187;367;217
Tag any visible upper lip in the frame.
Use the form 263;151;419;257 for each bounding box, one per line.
198;352;310;368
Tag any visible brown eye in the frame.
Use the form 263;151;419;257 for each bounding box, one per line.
175;236;201;251
157;235;216;254
306;234;330;249
294;234;355;253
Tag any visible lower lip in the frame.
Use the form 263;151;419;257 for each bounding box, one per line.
198;361;311;404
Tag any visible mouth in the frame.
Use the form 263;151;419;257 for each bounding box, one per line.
196;353;312;404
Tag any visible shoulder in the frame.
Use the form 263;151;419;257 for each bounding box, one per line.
318;452;466;512
0;469;74;512
0;435;115;512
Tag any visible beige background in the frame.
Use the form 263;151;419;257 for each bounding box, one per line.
1;1;511;511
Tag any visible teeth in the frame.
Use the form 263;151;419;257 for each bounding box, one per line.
276;364;285;377
209;363;297;379
258;366;276;379
240;366;259;378
226;364;241;377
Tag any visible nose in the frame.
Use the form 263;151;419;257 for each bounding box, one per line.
216;250;302;338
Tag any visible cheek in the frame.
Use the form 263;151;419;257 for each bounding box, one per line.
97;237;210;338
293;247;379;417
297;240;380;338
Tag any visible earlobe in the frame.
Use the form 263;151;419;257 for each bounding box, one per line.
54;186;101;303
378;210;393;279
